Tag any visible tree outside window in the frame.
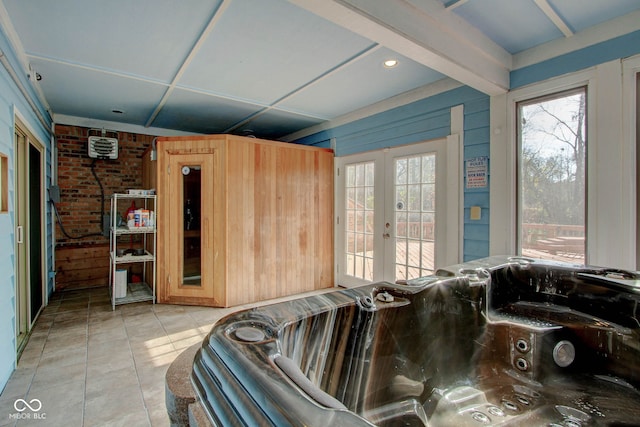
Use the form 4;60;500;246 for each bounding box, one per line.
518;87;586;263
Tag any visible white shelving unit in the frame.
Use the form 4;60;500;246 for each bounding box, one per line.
109;193;156;310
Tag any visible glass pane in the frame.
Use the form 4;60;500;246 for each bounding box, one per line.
355;224;364;253
518;88;586;264
346;254;355;276
422;183;435;211
355;210;364;234
408;212;421;239
355;164;365;186
408;157;421;184
408;184;420;211
396;211;407;238
355;187;365;211
396;187;406;211
365;187;374;210
346;166;355;187
407;267;421;281
364;258;374;281
396;158;407;184
346;231;355;254
421;241;434;274
422;154;436;182
365;210;375;234
346;209;355;232
396;266;406;282
422;213;435;240
365;162;375;186
183;166;201;285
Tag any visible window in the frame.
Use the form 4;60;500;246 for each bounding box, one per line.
0;153;7;213
517;87;587;263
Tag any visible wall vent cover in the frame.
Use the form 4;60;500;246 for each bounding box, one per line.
88;136;118;159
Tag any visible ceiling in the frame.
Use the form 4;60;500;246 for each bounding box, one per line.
1;0;639;140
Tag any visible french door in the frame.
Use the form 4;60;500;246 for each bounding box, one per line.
335;138;459;287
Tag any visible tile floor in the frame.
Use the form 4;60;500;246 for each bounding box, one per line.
0;286;322;426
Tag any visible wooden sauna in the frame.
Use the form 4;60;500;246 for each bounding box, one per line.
142;134;334;307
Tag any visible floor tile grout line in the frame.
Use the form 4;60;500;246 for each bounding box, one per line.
80;291;95;427
122;307;155;427
153;306;180;352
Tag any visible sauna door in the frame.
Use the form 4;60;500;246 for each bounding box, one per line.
165;152;224;306
335;137;459;286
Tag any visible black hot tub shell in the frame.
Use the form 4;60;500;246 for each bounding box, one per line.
190;256;640;426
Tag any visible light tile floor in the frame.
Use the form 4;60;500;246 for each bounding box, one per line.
0;286;301;427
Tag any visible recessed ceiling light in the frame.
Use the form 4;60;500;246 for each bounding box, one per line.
383;59;398;68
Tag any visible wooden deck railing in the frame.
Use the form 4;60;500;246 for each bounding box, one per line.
522;223;584;256
347;222;585;259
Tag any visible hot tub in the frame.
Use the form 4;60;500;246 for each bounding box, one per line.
190;256;640;426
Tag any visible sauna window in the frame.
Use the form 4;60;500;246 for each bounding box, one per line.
0;153;7;213
182;165;201;285
517;87;587;264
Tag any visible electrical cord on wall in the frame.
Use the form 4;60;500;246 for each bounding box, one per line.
51;201;102;239
52;158;105;240
89;157;106;231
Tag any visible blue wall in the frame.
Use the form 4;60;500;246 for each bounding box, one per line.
0;28;52;392
297;85;491;262
511;30;640;89
462;95;490;261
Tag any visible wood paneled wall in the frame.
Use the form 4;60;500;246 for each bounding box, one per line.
225;136;334;306
55;244;109;290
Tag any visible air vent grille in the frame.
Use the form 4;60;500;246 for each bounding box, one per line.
88;136;118;159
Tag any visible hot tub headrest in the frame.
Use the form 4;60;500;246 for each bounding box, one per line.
274;355;348;410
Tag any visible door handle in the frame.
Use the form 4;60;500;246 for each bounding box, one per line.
16;225;23;244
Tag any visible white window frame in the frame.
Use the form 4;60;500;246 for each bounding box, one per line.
491;59;636;269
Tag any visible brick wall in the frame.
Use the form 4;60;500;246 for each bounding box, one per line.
54;124;156;289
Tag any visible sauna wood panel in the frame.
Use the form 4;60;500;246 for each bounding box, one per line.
226;138;256;306
257;142;278;301
141;147;156;191
155;134;333;307
225;136;334;306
